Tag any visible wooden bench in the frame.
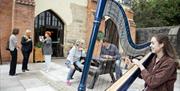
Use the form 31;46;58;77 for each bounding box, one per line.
74;58;116;89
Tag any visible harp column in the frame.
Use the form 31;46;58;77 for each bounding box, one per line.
78;0;107;91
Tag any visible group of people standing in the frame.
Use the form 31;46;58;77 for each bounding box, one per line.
8;28;52;76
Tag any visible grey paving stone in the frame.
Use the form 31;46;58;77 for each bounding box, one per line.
20;78;47;89
26;85;57;91
0;58;179;91
0;86;25;91
0;77;20;89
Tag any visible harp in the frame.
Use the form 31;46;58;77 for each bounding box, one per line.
106;52;155;91
78;0;154;91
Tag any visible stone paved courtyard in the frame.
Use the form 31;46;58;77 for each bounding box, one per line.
0;58;180;91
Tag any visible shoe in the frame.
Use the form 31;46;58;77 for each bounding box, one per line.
70;77;74;79
66;80;71;86
22;70;25;72
9;74;18;76
26;69;30;71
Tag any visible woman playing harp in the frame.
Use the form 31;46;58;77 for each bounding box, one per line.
131;34;178;91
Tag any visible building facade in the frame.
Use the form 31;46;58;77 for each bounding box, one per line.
0;0;88;63
0;0;135;63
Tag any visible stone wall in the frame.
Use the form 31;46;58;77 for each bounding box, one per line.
66;3;87;42
136;26;180;58
136;26;171;43
64;3;87;56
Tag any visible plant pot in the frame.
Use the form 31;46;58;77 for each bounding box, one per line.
34;47;44;62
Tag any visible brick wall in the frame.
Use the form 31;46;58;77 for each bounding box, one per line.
13;2;35;63
0;1;35;63
125;8;136;42
0;0;13;62
86;0;97;46
86;0;105;57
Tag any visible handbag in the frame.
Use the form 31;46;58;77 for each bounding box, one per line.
6;40;10;51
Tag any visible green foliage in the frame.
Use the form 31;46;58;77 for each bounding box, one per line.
35;42;43;48
132;0;180;28
97;31;104;41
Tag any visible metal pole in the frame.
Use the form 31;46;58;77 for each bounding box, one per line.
78;0;107;91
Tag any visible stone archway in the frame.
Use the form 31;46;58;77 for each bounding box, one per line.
105;19;119;48
34;10;64;57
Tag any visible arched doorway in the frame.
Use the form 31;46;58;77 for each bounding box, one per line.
105;19;119;48
34;10;64;57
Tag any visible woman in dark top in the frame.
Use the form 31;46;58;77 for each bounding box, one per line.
21;29;32;72
133;34;178;91
40;31;52;72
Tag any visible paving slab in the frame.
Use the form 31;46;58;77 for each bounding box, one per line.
20;78;47;89
26;85;56;91
1;86;25;91
0;58;179;91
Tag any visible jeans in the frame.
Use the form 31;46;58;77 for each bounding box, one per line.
115;60;122;80
66;60;82;80
44;55;51;71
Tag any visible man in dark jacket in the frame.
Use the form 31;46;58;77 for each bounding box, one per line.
100;38;122;80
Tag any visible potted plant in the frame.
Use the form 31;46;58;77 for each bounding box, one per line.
34;41;44;62
97;31;104;41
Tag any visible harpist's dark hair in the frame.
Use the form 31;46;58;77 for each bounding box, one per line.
153;34;179;67
154;34;176;59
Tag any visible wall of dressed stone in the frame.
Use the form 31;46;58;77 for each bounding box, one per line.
136;26;180;59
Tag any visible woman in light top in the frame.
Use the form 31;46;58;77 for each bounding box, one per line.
9;28;20;76
66;39;86;86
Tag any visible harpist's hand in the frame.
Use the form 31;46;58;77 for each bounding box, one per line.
121;57;133;69
132;59;140;65
132;59;145;71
